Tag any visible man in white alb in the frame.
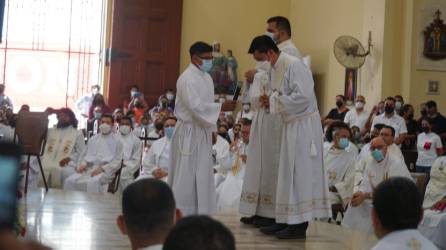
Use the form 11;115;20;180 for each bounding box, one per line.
168;42;236;215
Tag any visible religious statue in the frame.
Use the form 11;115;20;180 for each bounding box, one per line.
423;9;446;60
210;41;228;88
226;49;238;93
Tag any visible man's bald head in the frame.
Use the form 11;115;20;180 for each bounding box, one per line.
370;137;388;157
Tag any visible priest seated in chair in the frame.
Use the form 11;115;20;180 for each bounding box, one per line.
117;116;141;191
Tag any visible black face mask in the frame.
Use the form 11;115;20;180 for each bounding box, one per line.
421;110;427;117
384;105;394;114
336;101;343;108
422;126;430;133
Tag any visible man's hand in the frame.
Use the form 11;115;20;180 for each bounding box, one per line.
351;191;367;207
329;186;338;193
76;165;87;173
244;69;257;84
259;95;270;108
432;198;446;212
152;168;168;179
91;166;104;177
221;101;237;112
59;157;71;167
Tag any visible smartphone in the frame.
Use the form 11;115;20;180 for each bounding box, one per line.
232;83;242;101
0;143;22;230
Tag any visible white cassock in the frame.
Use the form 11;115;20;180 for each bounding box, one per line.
139;136;171;182
371;229;438;250
64;133;123;193
28;127;85;189
419;156;446;249
270;53;331;224
277;39;302;58
216;142;248;211
240;54;292;218
342;154;412;232
213;135;232;188
0;123;14;142
169;63;221;215
118;132;142;191
323;142;358;207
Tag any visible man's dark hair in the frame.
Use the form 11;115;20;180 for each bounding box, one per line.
189;42;213;58
163;215;235;250
130;85;139;91
373;177;422;231
267;16;292;36
57;108;78;129
101;113;114;123
163;116;177;124
325;121;352;142
385;96;396;103
394;95;404;101
426;100;437;109
122;179;176;236
120;116;133;129
240;118;252;126
248;35;279;54
336;94;346;102
401;104;413;115
381;125;395;137
374;123;386;131
91;84;100;90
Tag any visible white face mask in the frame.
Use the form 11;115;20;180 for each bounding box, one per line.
355;101;364;109
99;123;112;135
119;125;131;135
166;93;174;101
219;97;226;103
255;60;271;72
243;104;250;111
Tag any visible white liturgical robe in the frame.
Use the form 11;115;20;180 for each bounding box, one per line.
342;154;412;233
118;132;142;191
169;63;221;215
323;142;358;207
419;156;446;249
270;53;331;224
0;123;14;142
213;135;232;188
29;127;85;189
372;229;438;250
139;136;171;182
64;133;123;193
277;39;301;58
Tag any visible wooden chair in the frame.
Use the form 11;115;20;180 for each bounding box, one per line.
410;172;428;200
107;160;124;194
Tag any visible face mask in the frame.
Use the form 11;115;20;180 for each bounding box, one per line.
384;105;394;114
199;59;213;73
243;104;250;111
422;126;430;133
338;138;350;149
265;31;276;42
165;127;175;140
219;98;226;104
395;101;402;110
355;101;364;109
131;91;138;98
336;101;343;108
255;60;271;72
119;125;131;135
92;89;99;95
99;123;112;135
371;149;384;162
166;93;174;101
421;110;427;117
94;111;102;119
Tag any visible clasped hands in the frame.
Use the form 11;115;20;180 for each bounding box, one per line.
259;95;270;109
76;164;104;177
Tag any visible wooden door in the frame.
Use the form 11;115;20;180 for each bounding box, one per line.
107;0;182;109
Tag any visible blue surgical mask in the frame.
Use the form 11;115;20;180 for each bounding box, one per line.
371;149;384;162
199;59;213;73
165;127;175;140
338;138;349;149
94;111;102;119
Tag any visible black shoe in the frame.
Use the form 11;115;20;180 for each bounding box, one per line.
240;215;260;225
253;217;275;228
275;223;308;239
259;223;287;235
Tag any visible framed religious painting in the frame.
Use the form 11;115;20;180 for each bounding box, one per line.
344;68;357;105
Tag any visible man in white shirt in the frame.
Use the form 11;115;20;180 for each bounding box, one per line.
139;117;177;182
342;137;412;233
371;97;407;145
371;177;437;250
117;179;182;250
235;103;254;123
169;42;236;215
64;114;123;193
118;116;142;191
344;95;369;132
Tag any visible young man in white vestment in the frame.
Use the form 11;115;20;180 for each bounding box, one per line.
216;121;251;211
419;156;446;249
139;117;177;182
323;121;358;210
342;137;412;233
64;114;123;193
371;177;437;250
168;42;236;215
117;116;142;191
239;36;291;228
213;132;232;189
250;35;331;239
28;108;85;188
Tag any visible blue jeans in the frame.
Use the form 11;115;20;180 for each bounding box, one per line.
416;165;431;184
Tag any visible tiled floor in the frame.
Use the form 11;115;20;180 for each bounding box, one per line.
22;189;377;250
